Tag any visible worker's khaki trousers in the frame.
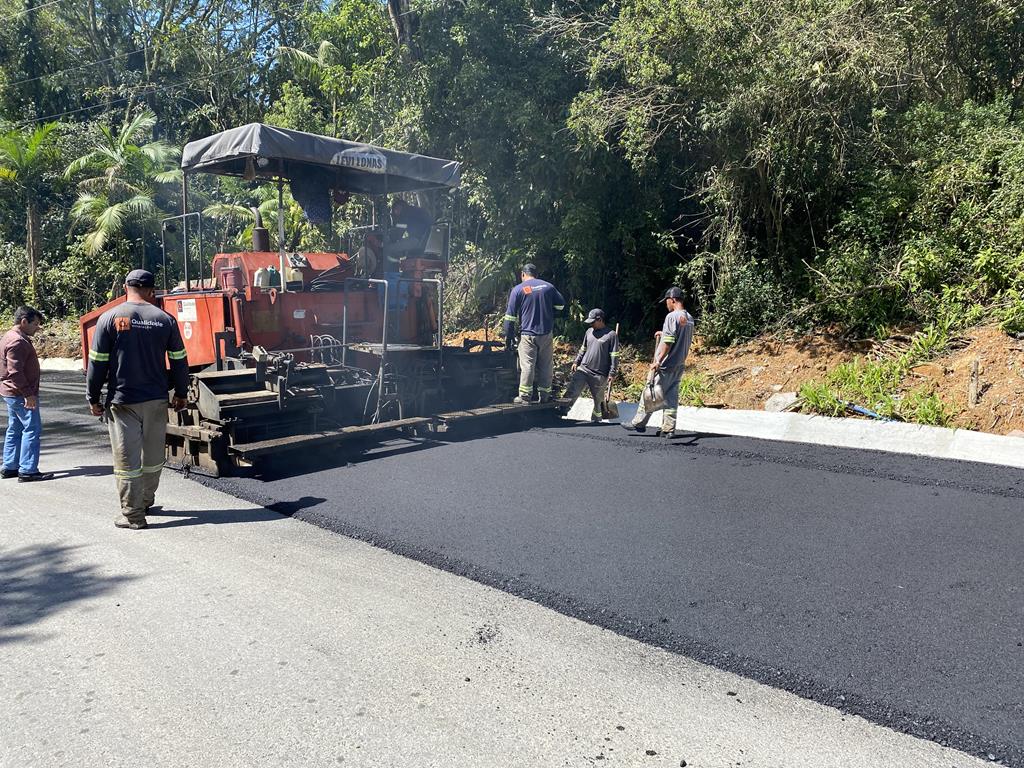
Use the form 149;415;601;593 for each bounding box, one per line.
107;400;168;522
518;333;553;399
562;369;608;420
631;365;685;434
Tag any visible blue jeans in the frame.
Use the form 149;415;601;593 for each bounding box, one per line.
3;396;42;475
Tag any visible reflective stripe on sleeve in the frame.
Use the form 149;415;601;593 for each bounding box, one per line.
167;349;187;360
662;335;676;344
503;314;518;322
88;350;110;361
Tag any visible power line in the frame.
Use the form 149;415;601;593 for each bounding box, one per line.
6;48;145;88
12;0;64;17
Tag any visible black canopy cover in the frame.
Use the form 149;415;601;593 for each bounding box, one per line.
180;123;461;194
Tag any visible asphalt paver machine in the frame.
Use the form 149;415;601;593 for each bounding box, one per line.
79;124;558;476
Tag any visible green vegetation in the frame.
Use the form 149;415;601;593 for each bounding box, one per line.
677;373;713;408
0;0;1018;351
798;324;955;426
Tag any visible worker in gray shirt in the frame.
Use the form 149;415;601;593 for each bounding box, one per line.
86;269;189;530
562;308;619;422
622;287;694;437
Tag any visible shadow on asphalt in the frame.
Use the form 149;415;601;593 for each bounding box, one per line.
246;414;560;481
0;543;134;645
52;464;113;479
252;439;441;481
143;506;287;529
235;421;736;481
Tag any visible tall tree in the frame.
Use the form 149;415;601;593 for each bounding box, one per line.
0;122;61;303
64;109;180;255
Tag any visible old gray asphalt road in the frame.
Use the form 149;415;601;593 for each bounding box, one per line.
9;371;1022;766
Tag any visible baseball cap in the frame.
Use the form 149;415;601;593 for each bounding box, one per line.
521;263;537;276
125;269;155;288
584;308;605;324
658;286;685;302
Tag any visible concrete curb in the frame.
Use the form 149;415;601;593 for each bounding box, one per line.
39;357;82;371
565;398;1024;470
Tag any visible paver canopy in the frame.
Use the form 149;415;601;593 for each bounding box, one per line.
181;123;461;195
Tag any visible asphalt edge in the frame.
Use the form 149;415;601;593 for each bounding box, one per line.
565;400;1024;471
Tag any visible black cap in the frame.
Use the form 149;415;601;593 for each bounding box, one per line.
658;286;685;303
584;308;605;324
521;263;537;276
125;269;155;288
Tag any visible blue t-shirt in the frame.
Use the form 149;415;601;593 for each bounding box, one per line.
503;278;566;337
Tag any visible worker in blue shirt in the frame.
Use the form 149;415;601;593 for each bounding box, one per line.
503;264;566;403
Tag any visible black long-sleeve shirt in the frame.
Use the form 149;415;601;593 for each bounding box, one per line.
86;301;189;406
573;326;619;378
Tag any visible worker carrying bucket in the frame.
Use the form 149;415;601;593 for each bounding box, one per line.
621;287;694;437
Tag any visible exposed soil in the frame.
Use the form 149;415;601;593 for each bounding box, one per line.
33;320;82;359
451;323;1024;437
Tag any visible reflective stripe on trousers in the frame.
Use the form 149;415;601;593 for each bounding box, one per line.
518;333;553;397
631;366;685;433
107;399;169;521
562;369;608;420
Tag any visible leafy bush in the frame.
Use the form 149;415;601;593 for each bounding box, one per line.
999;290;1024;336
699;260;790;346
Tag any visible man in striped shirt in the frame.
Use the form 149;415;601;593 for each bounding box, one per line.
622;287;694;437
86;270;189;530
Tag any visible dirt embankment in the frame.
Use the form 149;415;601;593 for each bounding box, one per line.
608;324;1024;436
466;322;1022;437
33;319;82;359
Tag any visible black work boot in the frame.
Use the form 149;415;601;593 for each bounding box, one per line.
18;471;54;482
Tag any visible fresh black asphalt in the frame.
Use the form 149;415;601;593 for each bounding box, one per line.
37;372;1024;765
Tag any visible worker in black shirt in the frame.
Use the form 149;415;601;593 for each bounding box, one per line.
86;270;189;530
387;198;434;261
562;308;619;421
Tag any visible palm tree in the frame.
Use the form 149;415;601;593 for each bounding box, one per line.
0;122;61;303
204;200;277;252
278;41;346;136
65;110;181;256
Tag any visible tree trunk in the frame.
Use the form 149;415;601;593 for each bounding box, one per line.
387;0;420;63
26;200;40;305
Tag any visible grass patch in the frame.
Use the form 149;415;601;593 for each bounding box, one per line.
677;372;712;407
619;371;712;407
799;323;955;425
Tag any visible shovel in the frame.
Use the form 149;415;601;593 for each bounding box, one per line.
601;323;621;420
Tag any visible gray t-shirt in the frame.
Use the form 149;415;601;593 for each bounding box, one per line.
659;310;694;371
574;327;619;378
